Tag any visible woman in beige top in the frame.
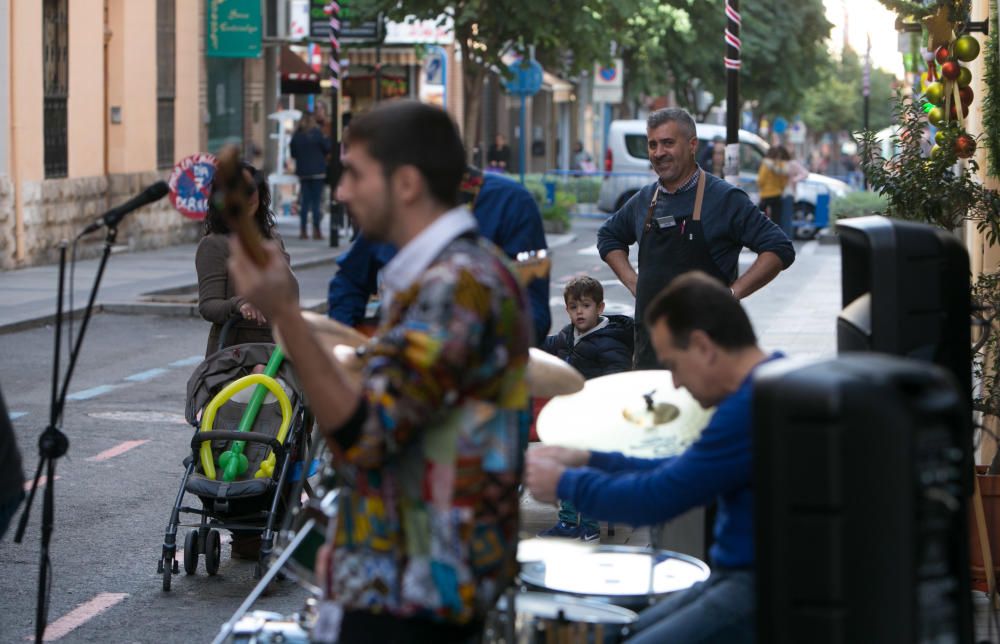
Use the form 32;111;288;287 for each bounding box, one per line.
196;162;298;356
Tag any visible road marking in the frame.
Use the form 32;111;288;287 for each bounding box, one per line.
66;384;129;401
86;440;150;462
23;475;61;492
9;411;27;420
87;410;189;425
35;592;128;641
124;368;169;382
170;355;204;368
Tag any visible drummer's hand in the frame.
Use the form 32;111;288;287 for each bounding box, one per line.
528;444;590;468
228;238;297;322
525;453;567;505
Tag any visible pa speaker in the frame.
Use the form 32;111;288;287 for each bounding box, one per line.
754;354;972;644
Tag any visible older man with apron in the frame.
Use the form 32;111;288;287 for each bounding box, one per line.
598;107;795;370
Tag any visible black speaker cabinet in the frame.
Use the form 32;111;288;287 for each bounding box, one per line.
754;354;972;644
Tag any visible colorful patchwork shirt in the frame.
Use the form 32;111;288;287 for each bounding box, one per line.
328;232;532;625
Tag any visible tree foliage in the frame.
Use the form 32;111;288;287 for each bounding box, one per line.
800;48;898;137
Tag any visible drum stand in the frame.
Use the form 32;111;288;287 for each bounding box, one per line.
213;518;318;644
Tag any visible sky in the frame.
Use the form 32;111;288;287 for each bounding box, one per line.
824;0;907;77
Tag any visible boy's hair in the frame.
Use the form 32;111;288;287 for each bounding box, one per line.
644;271;756;350
563;276;604;305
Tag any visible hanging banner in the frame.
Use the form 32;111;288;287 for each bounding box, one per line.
206;0;262;58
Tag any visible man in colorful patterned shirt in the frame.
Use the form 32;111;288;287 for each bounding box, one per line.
228;100;531;643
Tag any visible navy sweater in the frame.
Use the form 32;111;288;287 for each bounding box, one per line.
557;352;784;569
596;171;795;281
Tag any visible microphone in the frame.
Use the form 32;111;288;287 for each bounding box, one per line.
79;180;170;237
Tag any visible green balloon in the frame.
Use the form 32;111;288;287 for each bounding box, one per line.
925;82;945;106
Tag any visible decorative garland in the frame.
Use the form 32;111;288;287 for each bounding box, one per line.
984;0;1000;176
876;0;968;21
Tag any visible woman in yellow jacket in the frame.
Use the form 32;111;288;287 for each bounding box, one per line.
757;147;789;224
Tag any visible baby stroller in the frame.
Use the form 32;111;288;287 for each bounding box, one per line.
157;336;312;591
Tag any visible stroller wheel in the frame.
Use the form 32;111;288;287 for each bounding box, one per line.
183;530;200;575
161;555;173;591
204;529;222;575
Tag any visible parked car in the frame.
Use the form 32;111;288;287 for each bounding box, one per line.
597;120;851;238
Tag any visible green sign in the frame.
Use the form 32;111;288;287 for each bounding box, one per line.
206;0;261;58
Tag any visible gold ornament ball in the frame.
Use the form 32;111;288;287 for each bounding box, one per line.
935;130;947;145
957;66;973;88
928;106;945;126
925;82;945;106
954;35;981;62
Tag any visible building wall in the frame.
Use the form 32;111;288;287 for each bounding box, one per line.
175;0;202;160
11;0;44;185
107;0;157;174
68;0;105;178
0;0;9;178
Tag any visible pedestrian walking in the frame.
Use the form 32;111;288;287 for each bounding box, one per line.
290;112;332;240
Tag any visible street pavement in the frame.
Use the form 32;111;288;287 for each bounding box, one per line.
2;213;990;641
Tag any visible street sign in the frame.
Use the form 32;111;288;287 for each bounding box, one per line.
593;58;623;104
503;60;543;97
168;154;216;220
789;120;807;145
206;0;262;58
310;0;378;42
772;117;788;135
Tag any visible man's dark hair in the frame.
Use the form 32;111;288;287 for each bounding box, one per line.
564;276;604;305
646;107;697;140
344;100;466;207
644;272;756;350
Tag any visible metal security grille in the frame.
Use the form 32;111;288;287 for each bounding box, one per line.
43;0;68;178
157;0;176;169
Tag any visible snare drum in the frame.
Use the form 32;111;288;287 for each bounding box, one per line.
483;592;637;644
519;545;710;611
273;489;338;595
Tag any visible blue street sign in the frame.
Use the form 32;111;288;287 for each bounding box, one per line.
772;117;788;135
503;60;543;97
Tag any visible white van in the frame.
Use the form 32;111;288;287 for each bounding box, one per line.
597;120;851;237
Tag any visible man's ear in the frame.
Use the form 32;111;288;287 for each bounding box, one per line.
688;329;714;360
390;165;423;205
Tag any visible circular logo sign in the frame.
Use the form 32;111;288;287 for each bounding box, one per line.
598;66;617;82
168;153;217;220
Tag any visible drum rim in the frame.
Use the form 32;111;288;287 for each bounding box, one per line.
500;591;639;624
519;545;711;601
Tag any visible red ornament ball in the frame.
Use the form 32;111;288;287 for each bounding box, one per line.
935;45;952;64
955;133;977;159
960;85;974;105
941;61;960;80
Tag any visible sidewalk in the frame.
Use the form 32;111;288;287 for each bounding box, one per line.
0;215;347;334
0;214;581;335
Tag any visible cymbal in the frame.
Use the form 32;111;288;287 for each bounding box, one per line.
276;312;584;398
273;311;369;353
536;370;714;458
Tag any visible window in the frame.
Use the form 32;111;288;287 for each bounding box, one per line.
206;57;244;153
625;134;648;160
43;0;68;178
157;0;176;169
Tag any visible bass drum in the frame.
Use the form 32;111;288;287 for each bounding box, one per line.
483;592;637;644
273;488;338;596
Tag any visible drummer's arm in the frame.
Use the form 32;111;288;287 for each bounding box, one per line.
588;450;675;473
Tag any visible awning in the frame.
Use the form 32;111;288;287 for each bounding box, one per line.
280;46;320;95
344;47;419;67
544;71;574;103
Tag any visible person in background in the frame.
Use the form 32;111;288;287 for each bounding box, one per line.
756;146;789;225
527;272;783;643
290;112;332;240
487;134;511;173
537;276;632;541
196;162;299;358
327;169;551;344
0;384;24;540
571;141;596;174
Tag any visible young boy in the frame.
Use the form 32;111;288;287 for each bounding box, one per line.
539;275;633;540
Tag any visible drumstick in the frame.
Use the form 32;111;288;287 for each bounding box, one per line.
214;145;269;267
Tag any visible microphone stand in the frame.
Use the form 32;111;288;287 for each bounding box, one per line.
14;224;121;644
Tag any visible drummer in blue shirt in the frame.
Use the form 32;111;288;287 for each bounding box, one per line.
526;271;783;643
327;168;552;343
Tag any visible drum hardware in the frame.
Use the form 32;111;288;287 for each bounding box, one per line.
212;518;318;644
483;591;638;644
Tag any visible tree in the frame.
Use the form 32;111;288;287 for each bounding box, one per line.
354;0;613;150
800;48;898;137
